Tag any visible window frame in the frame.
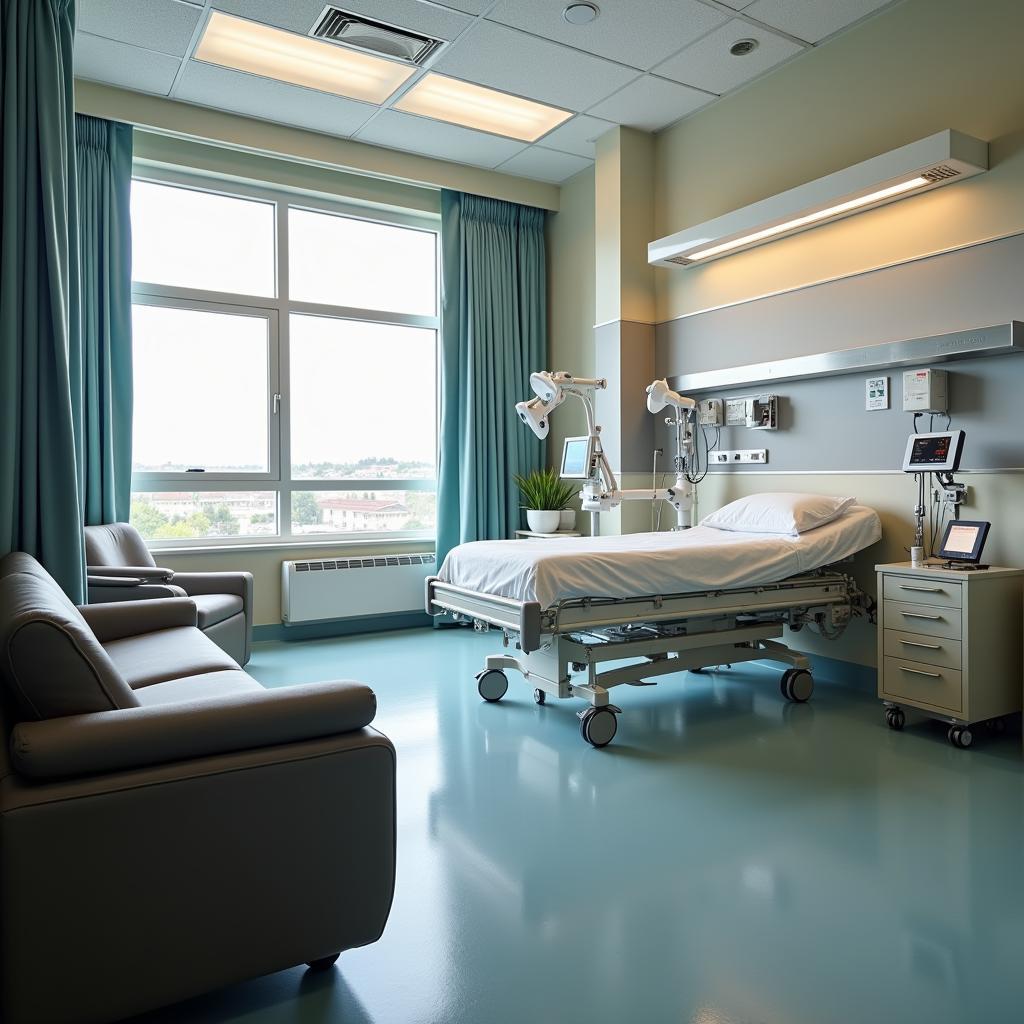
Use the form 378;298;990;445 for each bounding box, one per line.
130;167;440;550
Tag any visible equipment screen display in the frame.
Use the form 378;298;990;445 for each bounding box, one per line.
909;435;951;465
560;437;592;479
943;524;979;555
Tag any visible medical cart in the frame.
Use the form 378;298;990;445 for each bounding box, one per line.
876;562;1023;747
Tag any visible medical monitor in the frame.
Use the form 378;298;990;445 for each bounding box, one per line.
560;436;594;480
937;520;990;565
902;430;965;473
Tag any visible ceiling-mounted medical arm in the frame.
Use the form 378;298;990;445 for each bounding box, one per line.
644;379;698;529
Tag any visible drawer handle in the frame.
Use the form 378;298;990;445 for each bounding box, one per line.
899;666;941;678
899;639;941;650
898;584;945;593
900;611;943;621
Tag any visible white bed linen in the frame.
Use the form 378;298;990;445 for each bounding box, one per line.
438;505;881;609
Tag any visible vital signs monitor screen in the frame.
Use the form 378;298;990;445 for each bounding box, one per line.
560;437;593;479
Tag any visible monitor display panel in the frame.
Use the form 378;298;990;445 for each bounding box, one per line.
937;520;990;563
560;436;593;480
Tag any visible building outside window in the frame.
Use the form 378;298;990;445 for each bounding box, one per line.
128;172;439;546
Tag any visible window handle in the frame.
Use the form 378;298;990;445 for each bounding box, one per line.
273;393;282;415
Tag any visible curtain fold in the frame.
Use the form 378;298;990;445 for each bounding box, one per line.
74;113;134;525
436;191;546;565
0;0;86;601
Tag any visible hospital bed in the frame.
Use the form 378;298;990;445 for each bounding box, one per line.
426;506;881;746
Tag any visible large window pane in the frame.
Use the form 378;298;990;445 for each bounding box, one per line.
131;181;275;295
290;316;435;478
289;209;436;315
291;490;435;535
132;305;270;473
131;492;277;540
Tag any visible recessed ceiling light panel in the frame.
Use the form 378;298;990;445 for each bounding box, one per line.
563;3;600;25
195;11;414;105
395;73;573;143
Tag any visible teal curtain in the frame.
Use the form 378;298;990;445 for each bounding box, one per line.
436;191;546;564
74;113;134;525
0;0;86;601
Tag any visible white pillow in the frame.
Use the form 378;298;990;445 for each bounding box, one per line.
700;492;857;536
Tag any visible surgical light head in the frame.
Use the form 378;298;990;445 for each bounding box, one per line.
530;370;561;404
515;397;551;440
646;378;696;415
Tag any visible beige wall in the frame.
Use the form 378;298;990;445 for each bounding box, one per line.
653;0;1024;323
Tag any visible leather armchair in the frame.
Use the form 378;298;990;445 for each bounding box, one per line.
84;522;254;666
0;552;396;1024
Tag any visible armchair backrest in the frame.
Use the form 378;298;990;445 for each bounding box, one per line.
84;522;157;569
0;553;139;721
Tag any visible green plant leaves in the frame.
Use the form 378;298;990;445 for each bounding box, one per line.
513;467;578;510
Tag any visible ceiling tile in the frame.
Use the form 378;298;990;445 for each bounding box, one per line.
354;109;528;169
433;21;636;112
655;20;802;94
744;0;896;44
537;114;617;158
174;60;377;136
717;0;757;8
588;75;713;132
497;147;592;183
211;0;473;42
78;0;201;57
432;0;492;13
486;0;728;71
74;33;181;95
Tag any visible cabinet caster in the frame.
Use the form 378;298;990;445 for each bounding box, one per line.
306;953;340;971
885;707;905;731
476;669;508;703
948;725;973;749
780;668;814;702
533;688;546;705
579;706;618;748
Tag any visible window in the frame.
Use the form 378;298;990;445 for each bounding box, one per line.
130;173;439;546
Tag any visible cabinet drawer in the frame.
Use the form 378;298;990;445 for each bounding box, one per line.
883;629;962;671
882;575;961;609
882;657;962;713
884;600;961;640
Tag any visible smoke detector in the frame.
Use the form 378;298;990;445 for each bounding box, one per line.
311;7;442;65
563;3;600;25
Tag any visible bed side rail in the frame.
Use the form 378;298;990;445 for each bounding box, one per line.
426;577;544;652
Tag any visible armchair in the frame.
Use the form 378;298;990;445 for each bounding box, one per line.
84;522;254;665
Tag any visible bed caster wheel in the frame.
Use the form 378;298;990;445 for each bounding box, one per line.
885;707;905;731
306;953;340;971
533;688;546;705
579;707;618;748
780;668;813;703
476;669;508;703
948;725;973;749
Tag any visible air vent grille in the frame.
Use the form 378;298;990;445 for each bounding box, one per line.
922;164;961;182
311;7;442;65
294;553;435;572
667;255;694;266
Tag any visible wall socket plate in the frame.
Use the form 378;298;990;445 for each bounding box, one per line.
712;449;768;464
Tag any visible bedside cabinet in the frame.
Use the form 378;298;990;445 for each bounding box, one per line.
876;562;1023;748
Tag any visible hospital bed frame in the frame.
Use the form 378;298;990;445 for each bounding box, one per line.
426;570;870;747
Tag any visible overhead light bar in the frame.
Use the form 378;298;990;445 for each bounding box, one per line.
649;130;988;269
394;72;572;143
195;11;414;105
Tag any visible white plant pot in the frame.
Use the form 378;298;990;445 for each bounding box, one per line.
559;509;576;531
526;509;561;534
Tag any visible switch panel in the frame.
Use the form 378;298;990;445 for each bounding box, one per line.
711;449;768;465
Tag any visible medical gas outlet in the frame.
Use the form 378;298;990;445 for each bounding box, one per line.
713;449;768;464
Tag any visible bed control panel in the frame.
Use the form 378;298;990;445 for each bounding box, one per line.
712;449;768;464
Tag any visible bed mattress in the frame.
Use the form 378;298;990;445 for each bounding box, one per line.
438;505;881;609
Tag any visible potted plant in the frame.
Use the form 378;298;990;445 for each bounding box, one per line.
514;467;577;534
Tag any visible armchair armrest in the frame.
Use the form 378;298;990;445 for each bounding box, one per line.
170;571;253;600
87;564;174;583
87;578;188;604
10;681;377;780
78;597;198;642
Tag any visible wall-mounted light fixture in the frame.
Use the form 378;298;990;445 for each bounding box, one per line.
648;129;988;269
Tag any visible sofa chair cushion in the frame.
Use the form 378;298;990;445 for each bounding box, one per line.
0;554;139;719
192;593;244;629
133;669;263;707
84;522;157;568
105;625;241;690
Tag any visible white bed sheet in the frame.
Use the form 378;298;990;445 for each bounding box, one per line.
438;505;881;609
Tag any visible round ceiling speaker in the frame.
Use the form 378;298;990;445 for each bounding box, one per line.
563;3;600;26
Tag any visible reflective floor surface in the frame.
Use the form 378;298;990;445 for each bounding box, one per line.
129;627;1024;1024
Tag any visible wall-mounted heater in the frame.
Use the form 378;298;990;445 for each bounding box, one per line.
282;553;435;625
649;129;988;269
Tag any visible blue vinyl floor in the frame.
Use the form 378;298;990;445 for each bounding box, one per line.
129;627;1024;1024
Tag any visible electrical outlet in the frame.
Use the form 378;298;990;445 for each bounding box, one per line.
712;449;768;464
